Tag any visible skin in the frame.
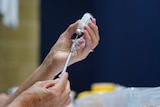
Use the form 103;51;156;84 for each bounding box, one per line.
2;18;100;107
6;72;71;107
0;94;9;107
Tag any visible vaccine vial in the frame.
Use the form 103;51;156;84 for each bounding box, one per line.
76;13;93;36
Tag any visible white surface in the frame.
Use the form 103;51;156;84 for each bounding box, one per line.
0;0;19;29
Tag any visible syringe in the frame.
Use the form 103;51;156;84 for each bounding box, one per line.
59;13;93;77
60;35;79;76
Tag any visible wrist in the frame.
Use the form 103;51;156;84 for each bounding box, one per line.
40;52;64;78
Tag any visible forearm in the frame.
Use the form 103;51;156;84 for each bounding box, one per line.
3;53;64;107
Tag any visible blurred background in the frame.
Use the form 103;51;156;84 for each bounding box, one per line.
0;0;40;93
0;0;160;94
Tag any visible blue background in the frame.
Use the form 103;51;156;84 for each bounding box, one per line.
40;0;160;93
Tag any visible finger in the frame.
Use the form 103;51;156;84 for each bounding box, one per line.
45;79;59;89
62;20;79;39
85;24;96;49
60;80;71;102
54;72;69;93
88;19;100;42
62;96;72;107
35;80;58;89
90;18;100;44
81;29;93;53
86;23;99;50
92;18;96;25
61;81;71;104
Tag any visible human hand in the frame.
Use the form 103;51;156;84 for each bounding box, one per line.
1;16;99;107
43;18;100;74
0;93;9;107
10;72;71;107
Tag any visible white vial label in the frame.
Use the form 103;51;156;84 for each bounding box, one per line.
76;13;93;36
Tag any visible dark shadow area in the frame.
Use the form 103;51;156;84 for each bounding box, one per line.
40;0;160;93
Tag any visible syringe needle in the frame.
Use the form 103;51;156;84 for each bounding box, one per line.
59;35;79;77
61;51;72;74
